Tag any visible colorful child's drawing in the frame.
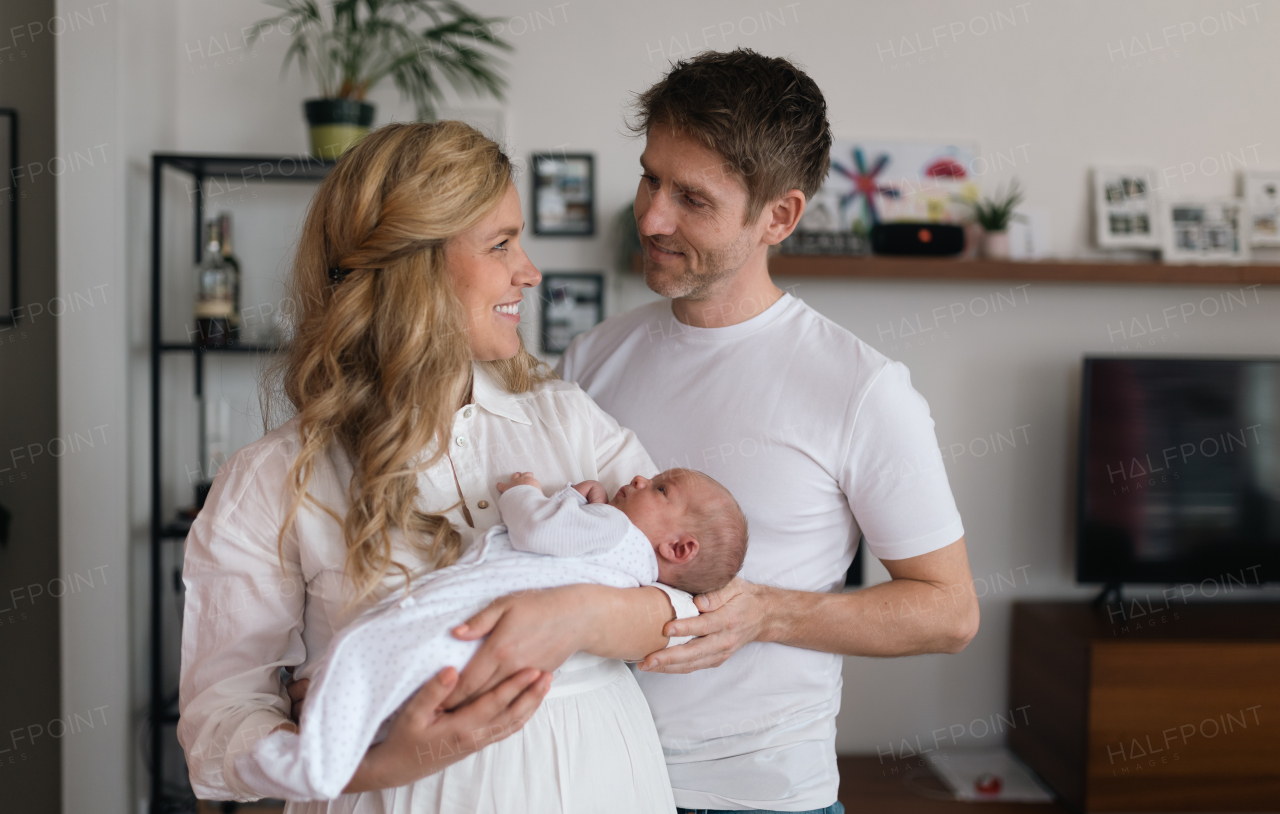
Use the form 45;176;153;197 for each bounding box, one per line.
804;141;978;235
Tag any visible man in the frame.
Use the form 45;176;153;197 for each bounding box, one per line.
557;50;979;814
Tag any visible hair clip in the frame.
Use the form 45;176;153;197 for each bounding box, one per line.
328;267;351;285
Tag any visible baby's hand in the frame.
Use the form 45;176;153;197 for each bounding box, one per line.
497;472;542;494
573;480;609;505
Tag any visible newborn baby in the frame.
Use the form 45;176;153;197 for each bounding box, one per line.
248;468;749;800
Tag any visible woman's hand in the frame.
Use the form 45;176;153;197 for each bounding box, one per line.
343;665;551;793
447;584;677;708
638;577;771;674
445;585;597;709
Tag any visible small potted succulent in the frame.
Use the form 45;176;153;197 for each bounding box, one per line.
250;0;511;159
969;179;1024;259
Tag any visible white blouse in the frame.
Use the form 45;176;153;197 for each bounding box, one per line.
177;363;666;802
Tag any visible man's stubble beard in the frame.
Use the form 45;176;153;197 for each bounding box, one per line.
642;230;755;302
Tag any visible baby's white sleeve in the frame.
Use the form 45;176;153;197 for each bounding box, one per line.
650;583;700;647
500;484;632;558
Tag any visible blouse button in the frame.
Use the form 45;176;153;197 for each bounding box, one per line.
455;436;467;447
478;500;489;509
463;407;473;419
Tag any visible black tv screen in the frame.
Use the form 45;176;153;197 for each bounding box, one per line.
1077;357;1279;585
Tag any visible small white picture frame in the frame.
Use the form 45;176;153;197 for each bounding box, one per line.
1239;170;1280;247
1160;198;1251;265
1093;166;1161;249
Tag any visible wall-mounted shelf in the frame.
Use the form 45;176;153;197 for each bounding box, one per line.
766;255;1280;285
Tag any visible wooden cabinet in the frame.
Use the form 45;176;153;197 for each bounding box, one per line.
1008;602;1280;812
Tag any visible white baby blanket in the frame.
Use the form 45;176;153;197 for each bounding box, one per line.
247;484;660;800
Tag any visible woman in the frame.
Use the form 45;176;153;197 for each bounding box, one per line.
178;122;693;812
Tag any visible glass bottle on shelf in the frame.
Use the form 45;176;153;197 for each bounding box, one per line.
193;220;236;346
217;212;243;340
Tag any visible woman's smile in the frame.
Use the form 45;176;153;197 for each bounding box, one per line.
445;183;540;361
493;300;522;322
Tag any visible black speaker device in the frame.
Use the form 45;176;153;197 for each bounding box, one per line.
870;222;966;256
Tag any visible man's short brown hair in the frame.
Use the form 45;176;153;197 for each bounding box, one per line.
631;48;832;222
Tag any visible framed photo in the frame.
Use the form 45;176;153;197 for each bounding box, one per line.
1093;166;1160;249
0;109;16;323
1239;170;1280;246
539;272;603;354
1160;198;1251;265
531;153;594;236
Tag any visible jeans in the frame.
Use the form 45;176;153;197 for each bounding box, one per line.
677;804;844;814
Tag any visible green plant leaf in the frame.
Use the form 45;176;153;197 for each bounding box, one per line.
247;0;511;117
967;178;1024;231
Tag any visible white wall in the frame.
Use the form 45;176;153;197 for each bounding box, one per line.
57;1;130;811
90;4;1280;807
58;1;177;812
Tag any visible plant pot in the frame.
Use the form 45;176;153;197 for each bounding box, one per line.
304;98;375;160
982;230;1011;260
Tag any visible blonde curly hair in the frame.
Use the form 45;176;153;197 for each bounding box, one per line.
264;121;551;604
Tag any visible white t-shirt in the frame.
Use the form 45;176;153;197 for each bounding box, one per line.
557;292;965;811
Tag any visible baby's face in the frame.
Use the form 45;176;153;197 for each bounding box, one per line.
610;470;693;551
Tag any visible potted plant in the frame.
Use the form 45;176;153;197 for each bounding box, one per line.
250;0;511;159
969;179;1024;260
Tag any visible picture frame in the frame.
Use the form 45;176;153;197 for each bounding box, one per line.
531;153;594;236
539;272;604;355
1159;197;1251;265
1092;166;1160;249
1239;169;1280;247
0;109;17;324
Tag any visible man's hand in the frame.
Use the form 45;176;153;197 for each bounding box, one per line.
573;479;609;504
637;577;771;674
646;537;978;666
497;472;542;494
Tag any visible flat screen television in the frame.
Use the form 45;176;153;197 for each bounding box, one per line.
1077;357;1279;585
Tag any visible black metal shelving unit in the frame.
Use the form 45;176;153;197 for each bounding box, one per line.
149;153;332;813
